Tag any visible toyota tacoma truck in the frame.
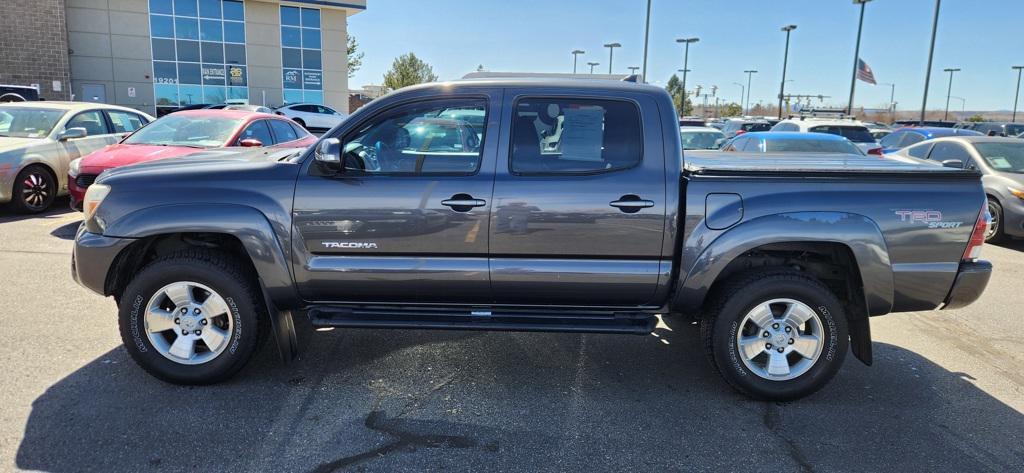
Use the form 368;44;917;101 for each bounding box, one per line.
71;79;992;400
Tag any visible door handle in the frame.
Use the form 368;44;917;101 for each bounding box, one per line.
442;193;486;212
610;195;654;213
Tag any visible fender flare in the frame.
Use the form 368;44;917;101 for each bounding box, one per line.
104;203;299;361
673;211;894;317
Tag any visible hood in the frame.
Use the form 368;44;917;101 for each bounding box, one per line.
0;136;48;153
79;143;208;172
98;146;305;183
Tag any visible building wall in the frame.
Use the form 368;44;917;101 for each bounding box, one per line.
66;0;154;114
321;7;349;113
245;0;284;108
0;0;72;100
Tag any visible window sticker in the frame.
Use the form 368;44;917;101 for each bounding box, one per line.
558;107;605;162
988;156;1012;169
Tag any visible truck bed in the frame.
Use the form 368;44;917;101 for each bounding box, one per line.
683;151;980;178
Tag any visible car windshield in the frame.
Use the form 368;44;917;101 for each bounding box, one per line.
974;142;1024;173
680;130;724;150
0;107;65;138
123;114;240;148
764;138;863;154
809;125;876;143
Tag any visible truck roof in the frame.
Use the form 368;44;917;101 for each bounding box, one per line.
400;78;665;94
684;152;980;178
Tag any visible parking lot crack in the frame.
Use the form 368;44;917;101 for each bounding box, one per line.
763;402;814;473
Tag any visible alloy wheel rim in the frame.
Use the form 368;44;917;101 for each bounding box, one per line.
144;281;233;365
986;202;999;240
735;298;824;381
21;173;50;209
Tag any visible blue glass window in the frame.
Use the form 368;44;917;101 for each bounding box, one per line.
174;17;199;39
280;6;300;26
302;49;321;70
227;65;247;86
301;8;320;28
283;69;302;89
282;48;302;69
153;61;178;83
154;84;179;106
201;64;226;85
228;86;249;101
304;90;323;105
178;63;202;84
178;85;203;105
204;86;226;104
198;0;221;18
150;0;174;15
301;28;321;49
222;0;244;21
223;21;244;43
283;89;303;105
200;19;222;41
152;38;176;61
173;0;198;17
301;71;322;90
224;44;245;65
281;27;301;48
150;15;174;38
176;40;200;62
200;41;224;63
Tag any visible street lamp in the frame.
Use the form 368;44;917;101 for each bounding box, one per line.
587;62;600;74
743;70;757;115
778;24;797;119
733;82;745;115
676;37;699;113
879;82;896;117
920;0;942;124
641;0;652;83
628;66;640;75
943;67;960;121
847;0;872;114
949;96;965;115
571;49;585;74
603;43;621;74
1013;66;1024;122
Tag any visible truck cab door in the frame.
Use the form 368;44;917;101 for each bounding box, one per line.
291;91;501;303
488;92;669;307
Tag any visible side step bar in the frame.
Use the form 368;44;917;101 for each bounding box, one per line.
307;306;657;335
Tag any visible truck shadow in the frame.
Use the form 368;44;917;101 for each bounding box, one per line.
15;318;1024;472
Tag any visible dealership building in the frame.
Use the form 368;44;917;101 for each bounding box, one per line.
0;0;365;116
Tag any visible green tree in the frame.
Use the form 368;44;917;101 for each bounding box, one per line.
967;114;986;122
665;74;693;116
347;35;364;79
721;102;743;117
382;53;438;91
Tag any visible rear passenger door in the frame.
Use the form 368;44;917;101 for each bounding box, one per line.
236;120;274;146
488;92;668;307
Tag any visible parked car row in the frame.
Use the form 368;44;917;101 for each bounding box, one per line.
167;102;349;131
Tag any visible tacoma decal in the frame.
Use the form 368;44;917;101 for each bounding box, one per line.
321;241;379;249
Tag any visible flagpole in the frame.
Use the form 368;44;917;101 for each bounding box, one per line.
847;0;870;115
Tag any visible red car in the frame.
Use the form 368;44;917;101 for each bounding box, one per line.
68;110;316;210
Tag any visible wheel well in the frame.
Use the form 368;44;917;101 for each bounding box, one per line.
20;162;58;185
706;241;873;365
104;232;258;300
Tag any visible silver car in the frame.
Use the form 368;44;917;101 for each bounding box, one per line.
0;102;153;213
887;135;1024;242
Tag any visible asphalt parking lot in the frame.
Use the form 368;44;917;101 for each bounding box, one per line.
1;199;1022;472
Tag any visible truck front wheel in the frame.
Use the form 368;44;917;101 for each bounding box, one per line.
117;250;265;384
700;270;848;401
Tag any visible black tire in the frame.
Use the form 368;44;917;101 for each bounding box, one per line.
700;269;848;401
118;249;265;385
9;165;56;213
986;197;1006;243
293;118;306;129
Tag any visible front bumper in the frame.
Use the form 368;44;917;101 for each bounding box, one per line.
72;226;135;296
942;260;992;310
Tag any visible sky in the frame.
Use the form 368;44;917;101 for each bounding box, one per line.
347;0;1024;113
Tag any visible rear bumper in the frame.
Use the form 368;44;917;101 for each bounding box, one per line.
942;260;992;310
72;226;134;296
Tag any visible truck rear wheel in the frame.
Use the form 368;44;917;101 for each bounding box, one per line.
118;249;264;384
700;270;848;401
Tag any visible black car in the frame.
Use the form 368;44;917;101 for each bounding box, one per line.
968;122;1024;137
0;85;41;102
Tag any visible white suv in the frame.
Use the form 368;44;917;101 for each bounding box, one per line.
274;103;347;130
771;115;880;154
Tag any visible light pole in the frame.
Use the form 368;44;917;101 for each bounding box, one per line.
847;0;872;114
587;62;600;74
571;49;585;74
743;70;757;115
880;82;896;118
920;0;941;124
676;37;699;111
641;0;651;83
628;66;640;75
733;82;744;115
1013;66;1024;121
603;43;621;74
943;67;960;121
949;96;965;116
778;25;797;119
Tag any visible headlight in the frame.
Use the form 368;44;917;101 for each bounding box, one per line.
83;183;110;220
69;158;82;177
1009;187;1024;201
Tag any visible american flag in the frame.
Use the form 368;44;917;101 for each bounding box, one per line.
857;58;877;85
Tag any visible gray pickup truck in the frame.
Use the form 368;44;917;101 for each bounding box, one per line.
72;79;992;400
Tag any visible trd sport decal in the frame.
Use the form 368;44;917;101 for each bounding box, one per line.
894;210;964;229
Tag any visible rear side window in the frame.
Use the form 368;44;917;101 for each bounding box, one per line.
742;122;771;133
289;122;309;138
772;122;799;132
879;131;902;147
269;119;299;143
106;111;146;133
510;98;641;174
809;125;875;143
66;110;111;136
899;133;924;147
238;120;274;145
906;143;932;159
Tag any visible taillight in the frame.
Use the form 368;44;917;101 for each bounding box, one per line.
867;147;883;156
963;207;989;262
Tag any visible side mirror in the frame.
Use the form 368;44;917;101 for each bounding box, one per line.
239;138;263;147
315;137;342;171
57;127;87;141
941;159;964;169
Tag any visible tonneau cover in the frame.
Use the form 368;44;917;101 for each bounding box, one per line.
683;151;980;178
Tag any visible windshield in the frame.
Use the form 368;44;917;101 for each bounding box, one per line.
742;123;771;132
680;130;724;150
764;138;864;154
975;142;1024;173
810;125;876;143
124;114;240;148
0;107;65;138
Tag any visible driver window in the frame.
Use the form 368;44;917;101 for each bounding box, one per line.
341;98;486;175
